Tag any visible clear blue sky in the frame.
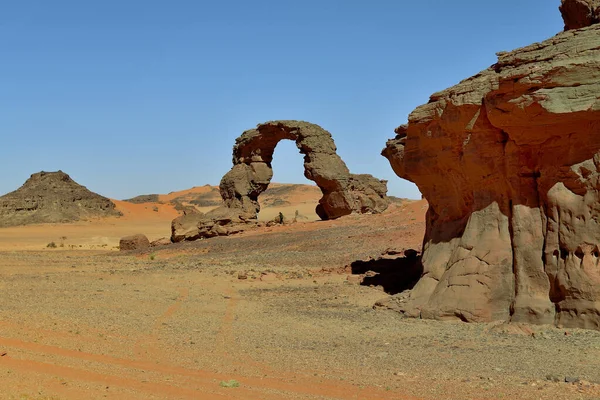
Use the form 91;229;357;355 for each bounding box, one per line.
1;0;562;199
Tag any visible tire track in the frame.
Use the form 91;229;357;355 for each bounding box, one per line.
133;285;189;361
211;286;414;400
0;334;415;400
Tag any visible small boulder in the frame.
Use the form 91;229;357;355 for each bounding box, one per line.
151;237;172;247
119;234;150;251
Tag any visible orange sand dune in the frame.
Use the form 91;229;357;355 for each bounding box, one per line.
0;183;335;251
0;200;178;251
158;185;217;203
111;199;179;221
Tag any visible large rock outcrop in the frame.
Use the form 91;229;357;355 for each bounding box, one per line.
172;121;389;241
0;171;121;227
382;24;600;329
560;0;600;30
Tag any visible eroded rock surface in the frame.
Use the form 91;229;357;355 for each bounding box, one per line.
119;234;150;251
560;0;600;30
172;121;389;242
382;24;600;329
0;171;120;227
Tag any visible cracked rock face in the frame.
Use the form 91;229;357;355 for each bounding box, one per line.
172;121;389;242
382;24;600;329
560;0;600;30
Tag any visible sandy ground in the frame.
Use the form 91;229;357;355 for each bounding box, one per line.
0;186;320;251
1;201;600;399
0;200;178;251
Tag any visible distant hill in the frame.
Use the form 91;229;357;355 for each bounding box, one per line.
123;194;160;204
0;171;121;227
123;183;322;218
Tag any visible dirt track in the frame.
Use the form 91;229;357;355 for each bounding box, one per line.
1;203;600;399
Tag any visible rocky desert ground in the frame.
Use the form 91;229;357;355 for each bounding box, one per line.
2;197;600;400
2;1;600;399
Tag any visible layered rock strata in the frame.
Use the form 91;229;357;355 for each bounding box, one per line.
0;171;120;227
382;24;600;329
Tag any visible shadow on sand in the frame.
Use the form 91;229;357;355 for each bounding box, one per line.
350;250;423;295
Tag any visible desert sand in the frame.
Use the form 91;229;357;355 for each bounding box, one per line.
0;184;321;251
1;199;600;399
4;2;600;399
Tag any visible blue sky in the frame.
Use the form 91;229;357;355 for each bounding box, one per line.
1;0;562;199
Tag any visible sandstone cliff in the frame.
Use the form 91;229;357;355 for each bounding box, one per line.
382;22;600;328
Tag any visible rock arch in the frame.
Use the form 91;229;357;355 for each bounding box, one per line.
222;120;389;220
171;120;389;241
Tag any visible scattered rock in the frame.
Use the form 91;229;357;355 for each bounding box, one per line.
237;271;248;280
346;275;363;285
383;248;403;256
486;322;535;337
373;291;412;312
150;237;171;247
565;376;581;383
119;234;150;251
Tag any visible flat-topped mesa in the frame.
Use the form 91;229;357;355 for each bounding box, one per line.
382;24;600;330
171;121;389;242
560;0;600;30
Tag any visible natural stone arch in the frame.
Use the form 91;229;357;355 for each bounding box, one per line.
221;120;388;220
171;120;389;241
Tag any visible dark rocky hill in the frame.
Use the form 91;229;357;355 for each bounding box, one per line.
123;194;160;204
0;171;121;227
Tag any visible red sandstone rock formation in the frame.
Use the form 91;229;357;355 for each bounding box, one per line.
172;121;389;242
222;121;388;220
382;24;600;329
560;0;600;30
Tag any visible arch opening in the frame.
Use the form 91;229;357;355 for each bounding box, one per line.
171;120;389;242
257;139;320;222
